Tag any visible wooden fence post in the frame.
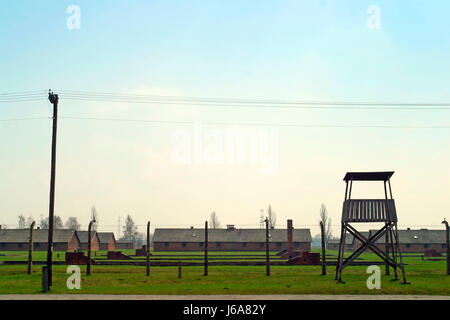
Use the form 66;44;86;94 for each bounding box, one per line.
146;221;150;276
320;221;326;275
385;223;390;275
443;219;449;276
28;221;36;275
87;219;95;276
42;266;48;293
265;218;270;276
204;221;208;276
178;261;182;278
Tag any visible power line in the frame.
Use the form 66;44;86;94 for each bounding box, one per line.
0;90;46;96
59;95;450;110
2;89;450;109
0;91;47;103
57;90;450;107
59;115;450;129
0;98;47;104
0;117;50;122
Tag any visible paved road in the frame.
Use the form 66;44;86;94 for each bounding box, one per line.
0;294;448;300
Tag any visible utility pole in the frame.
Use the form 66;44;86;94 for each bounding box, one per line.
46;90;58;290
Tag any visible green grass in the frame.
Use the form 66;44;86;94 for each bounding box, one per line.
0;264;448;295
0;249;448;295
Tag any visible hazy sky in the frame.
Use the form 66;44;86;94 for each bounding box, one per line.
1;1;449;237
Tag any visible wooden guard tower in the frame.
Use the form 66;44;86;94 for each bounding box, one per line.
335;171;407;284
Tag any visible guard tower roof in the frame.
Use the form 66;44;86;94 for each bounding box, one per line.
343;171;394;182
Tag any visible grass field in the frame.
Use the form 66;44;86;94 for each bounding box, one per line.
0;249;448;295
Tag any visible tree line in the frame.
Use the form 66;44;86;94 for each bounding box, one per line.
208;204;277;230
12;203;335;246
13;207;145;245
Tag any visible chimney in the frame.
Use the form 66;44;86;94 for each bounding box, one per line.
287;219;293;258
190;226;194;229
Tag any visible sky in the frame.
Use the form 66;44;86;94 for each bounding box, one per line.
0;1;449;237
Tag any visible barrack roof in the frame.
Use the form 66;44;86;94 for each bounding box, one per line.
75;231;98;243
153;228;312;243
0;229;77;243
96;232;116;244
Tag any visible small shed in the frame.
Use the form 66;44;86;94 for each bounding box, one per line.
76;231;100;251
97;232;116;251
116;239;135;250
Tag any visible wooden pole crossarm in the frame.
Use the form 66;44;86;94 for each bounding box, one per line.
353;229;400;270
340;227;384;269
347;223;390;255
342;224;399;269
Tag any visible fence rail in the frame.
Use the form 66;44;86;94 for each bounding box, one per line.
0;260;388;267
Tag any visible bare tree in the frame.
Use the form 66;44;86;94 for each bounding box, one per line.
18;215;26;229
134;232;145;246
55;216;64;229
259;210;264;229
267;205;276;229
65;217;81;230
209;211;221;229
39;215;48;229
122;214;138;241
319;203;332;245
91;206;99;231
25;216;34;228
39;215;63;229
